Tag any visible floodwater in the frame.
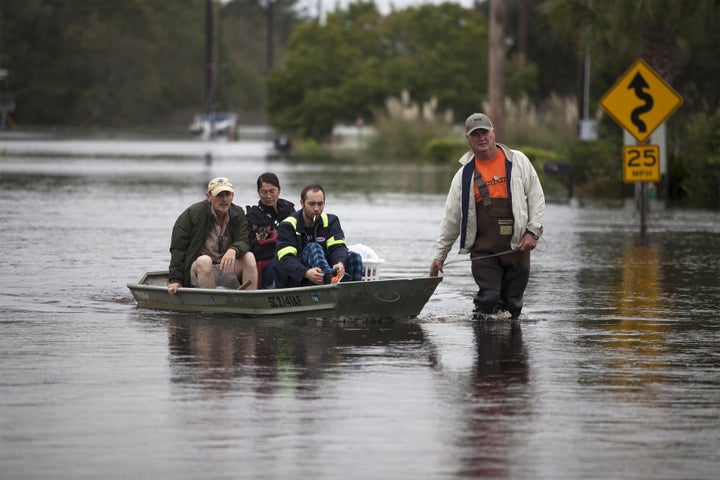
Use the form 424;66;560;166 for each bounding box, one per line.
1;136;719;479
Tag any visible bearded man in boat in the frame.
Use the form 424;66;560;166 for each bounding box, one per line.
167;177;258;294
273;184;363;288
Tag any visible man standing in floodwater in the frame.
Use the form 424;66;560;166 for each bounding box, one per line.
429;113;545;319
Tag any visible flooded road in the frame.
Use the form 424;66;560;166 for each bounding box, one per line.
1;139;719;479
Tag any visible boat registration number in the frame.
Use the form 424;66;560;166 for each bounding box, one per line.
267;294;303;308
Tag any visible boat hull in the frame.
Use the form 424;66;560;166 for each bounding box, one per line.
127;271;442;320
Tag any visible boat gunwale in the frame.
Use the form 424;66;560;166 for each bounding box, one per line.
127;271;440;295
127;271;442;319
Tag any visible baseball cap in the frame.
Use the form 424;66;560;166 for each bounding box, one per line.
208;177;235;196
465;113;493;134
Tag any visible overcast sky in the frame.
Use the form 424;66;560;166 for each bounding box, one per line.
312;0;477;17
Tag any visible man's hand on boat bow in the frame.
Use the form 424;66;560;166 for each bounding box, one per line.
429;259;444;277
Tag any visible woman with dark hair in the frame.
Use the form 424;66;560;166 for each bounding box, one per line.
245;172;295;288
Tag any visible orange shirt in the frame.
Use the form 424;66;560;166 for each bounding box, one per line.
473;149;508;203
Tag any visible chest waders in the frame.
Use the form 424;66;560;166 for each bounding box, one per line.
470;169;530;319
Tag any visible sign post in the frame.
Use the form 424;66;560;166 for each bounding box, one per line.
600;59;683;236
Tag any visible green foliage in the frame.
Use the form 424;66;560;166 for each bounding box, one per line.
2;0;720;208
515;145;566;200
1;0;206;125
517;145;559;167
267;3;487;141
300;137;321;151
0;0;304;126
363;115;455;163
267;15;383;139
502;94;578;150
422;137;467;164
669;107;720;208
504;55;539;101
564;140;624;199
359;89;457;163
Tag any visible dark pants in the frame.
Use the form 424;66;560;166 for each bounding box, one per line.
259;258;276;289
300;243;364;283
470;195;530;318
471;249;530;318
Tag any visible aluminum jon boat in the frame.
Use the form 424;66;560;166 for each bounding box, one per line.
127;271;442;320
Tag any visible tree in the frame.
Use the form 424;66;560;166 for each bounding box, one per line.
0;0;207;125
266;2;487;141
0;0;304;126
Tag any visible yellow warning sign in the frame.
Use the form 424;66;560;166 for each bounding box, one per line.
600;59;683;144
623;145;660;183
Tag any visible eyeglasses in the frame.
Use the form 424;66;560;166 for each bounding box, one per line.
259;189;278;197
306;201;324;207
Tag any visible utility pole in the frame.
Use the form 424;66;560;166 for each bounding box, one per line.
488;0;505;139
262;0;276;73
517;0;527;67
204;0;214;115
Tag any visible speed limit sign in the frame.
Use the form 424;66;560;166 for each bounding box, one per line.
623;145;660;183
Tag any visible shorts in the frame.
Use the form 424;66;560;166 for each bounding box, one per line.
190;263;240;289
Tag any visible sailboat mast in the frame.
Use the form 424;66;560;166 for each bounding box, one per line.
203;0;214;115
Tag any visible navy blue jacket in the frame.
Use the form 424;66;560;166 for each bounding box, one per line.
273;211;349;288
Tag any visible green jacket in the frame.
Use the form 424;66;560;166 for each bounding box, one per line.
168;200;250;286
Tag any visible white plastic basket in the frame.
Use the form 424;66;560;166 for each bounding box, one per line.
361;258;385;281
349;244;385;281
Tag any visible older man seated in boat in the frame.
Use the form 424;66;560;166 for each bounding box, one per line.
273;183;363;288
167;177;258;294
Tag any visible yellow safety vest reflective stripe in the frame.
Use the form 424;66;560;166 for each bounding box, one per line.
277;212;343;258
277;245;297;259
326;236;346;248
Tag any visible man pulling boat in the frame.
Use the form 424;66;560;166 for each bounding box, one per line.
430;113;545;319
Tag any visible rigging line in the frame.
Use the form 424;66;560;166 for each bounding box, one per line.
442;249;518;265
413;239;547;278
442;237;548;266
412;247;523;279
412;249;520;278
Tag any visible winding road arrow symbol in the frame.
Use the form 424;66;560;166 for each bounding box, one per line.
628;72;654;133
600;59;683;143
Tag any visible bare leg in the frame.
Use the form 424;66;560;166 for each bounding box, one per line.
191;255;216;289
235;252;258;290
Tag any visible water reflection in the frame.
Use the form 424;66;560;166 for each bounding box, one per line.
3;147;720;479
567;217;720;322
472;320;528;384
166;316;427;398
599;243;670;391
617;243;664;319
572;231;720;400
457;321;529;478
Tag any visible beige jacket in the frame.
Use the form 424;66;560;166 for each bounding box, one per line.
432;144;545;261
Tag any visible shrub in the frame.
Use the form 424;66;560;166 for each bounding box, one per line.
673;107;720;208
422;137;467;163
364;90;456;162
564;140;624;199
